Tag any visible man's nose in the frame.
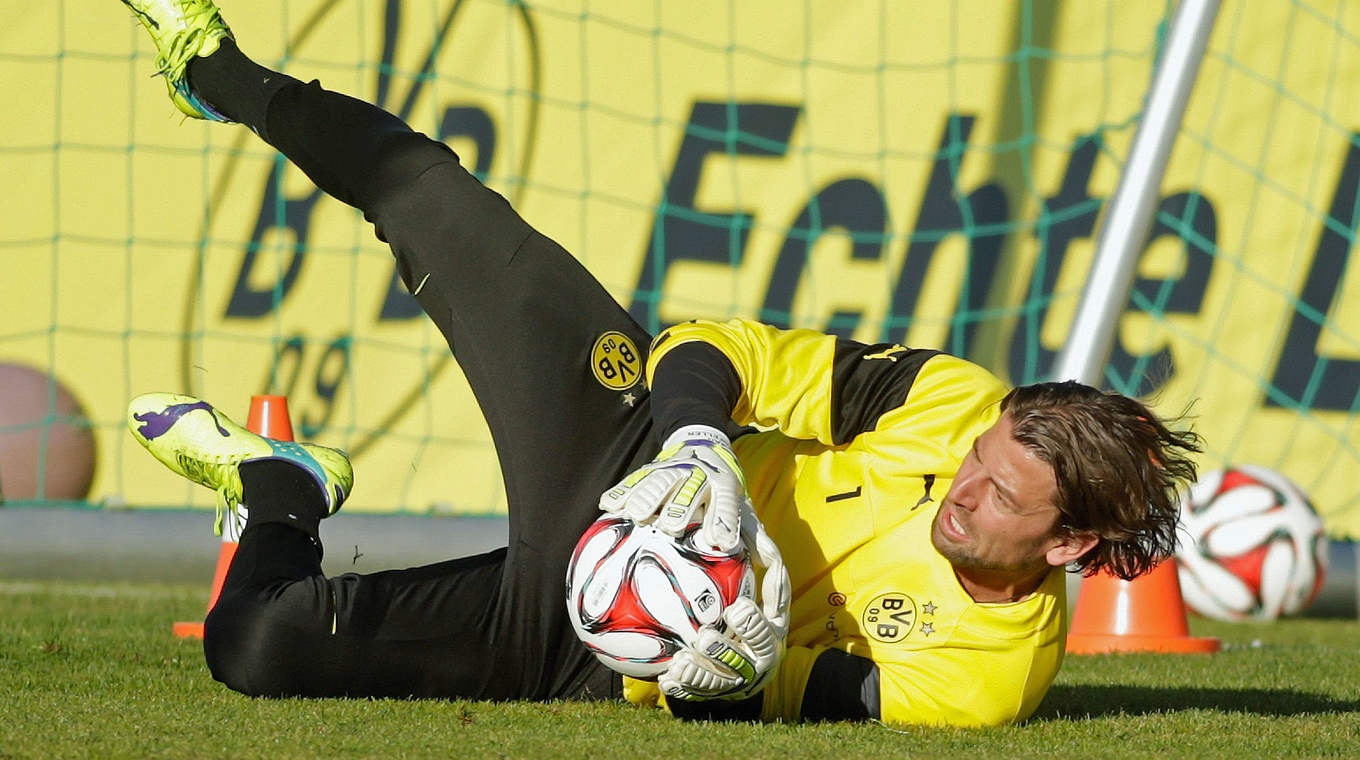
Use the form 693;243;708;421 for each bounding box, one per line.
950;472;982;511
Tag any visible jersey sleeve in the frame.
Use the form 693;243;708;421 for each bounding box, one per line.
759;644;1053;727
797;648;881;720
640;642;1047;726
646;645;880;723
752;645;880;722
647;341;745;440
646;318;942;446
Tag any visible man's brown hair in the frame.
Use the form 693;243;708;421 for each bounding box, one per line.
1001;381;1202;580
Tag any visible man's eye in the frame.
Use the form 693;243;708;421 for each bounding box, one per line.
985;481;1007;509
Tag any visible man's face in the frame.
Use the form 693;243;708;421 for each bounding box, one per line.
931;412;1067;577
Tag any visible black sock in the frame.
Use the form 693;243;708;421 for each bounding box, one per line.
238;458;327;541
185;38;301;134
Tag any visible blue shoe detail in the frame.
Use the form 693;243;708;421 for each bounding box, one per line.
264;439;326;486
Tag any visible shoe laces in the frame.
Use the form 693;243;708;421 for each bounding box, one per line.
152;24;212;82
147;4;229;83
202;460;244;537
212;485;240;537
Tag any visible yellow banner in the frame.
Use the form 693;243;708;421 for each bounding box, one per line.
2;1;1358;536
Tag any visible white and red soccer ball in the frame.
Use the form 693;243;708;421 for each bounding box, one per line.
1176;465;1328;622
565;515;754;678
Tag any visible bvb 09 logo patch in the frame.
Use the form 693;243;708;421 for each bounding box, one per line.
591;331;642;390
862;592;917;643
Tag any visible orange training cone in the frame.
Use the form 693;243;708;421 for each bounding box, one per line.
172;395;295;639
1066;557;1219;654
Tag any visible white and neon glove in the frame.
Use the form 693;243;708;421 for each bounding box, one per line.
660;500;792;702
599;424;745;552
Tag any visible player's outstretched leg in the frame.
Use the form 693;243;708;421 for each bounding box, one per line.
126;393;543;701
127;392;370;697
126;392;352;539
121;0;655;501
123;0;449;216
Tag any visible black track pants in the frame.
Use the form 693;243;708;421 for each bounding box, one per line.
202;77;656;701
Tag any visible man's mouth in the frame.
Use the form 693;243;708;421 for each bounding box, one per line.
942;505;967;539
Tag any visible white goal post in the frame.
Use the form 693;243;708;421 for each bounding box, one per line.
1051;0;1223;385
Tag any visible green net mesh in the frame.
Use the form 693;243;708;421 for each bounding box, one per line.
1;0;1357;536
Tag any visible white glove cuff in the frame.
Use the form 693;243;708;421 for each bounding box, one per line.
662;424;731;450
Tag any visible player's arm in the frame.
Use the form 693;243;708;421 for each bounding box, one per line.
665;645;880;722
600;336;790;701
646;318;943;445
646;341;744;441
685;643;1009;726
776;637;1053;726
610;318;959;541
598;341;749;549
797;648;881;720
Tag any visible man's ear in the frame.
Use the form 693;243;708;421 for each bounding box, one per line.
1045;530;1098;568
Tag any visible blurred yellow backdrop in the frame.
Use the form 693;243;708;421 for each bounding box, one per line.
2;1;1357;535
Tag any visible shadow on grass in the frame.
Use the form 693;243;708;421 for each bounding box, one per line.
1034;685;1360;719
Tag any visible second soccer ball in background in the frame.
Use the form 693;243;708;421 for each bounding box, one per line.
1176;465;1328;622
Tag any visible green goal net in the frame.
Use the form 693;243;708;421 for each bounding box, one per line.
1;0;1358;537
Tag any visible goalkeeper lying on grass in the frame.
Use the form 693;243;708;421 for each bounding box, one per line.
120;0;1203;726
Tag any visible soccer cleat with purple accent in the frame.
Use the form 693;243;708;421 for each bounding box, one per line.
121;0;235;121
127;392;353;536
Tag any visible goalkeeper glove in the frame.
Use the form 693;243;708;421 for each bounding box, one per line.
660;500;791;702
599;424;745;552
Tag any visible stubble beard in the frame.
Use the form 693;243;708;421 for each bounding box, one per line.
931;510;1039;573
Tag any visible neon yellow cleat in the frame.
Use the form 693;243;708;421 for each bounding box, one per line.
127;393;353;536
121;0;235;121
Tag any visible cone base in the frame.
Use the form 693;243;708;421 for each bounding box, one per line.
1067;632;1220;655
172;621;205;639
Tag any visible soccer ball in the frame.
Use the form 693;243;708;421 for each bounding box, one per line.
1175;465;1328;622
565;515;754;678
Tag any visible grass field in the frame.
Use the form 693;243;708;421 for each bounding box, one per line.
2;580;1356;759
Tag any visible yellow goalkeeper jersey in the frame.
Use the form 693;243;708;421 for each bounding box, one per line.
624;318;1067;727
